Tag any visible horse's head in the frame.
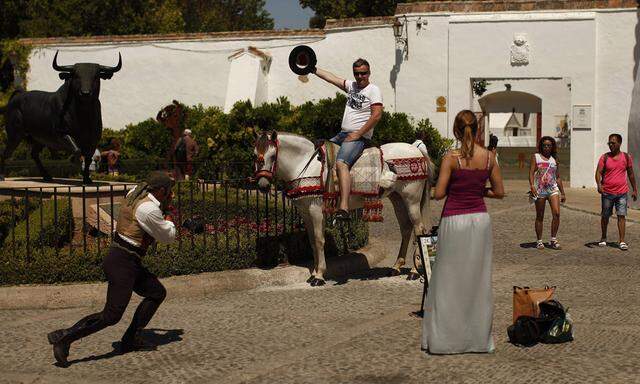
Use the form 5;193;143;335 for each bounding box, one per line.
253;131;278;193
156;100;185;133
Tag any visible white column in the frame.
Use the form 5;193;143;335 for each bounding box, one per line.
224;48;271;113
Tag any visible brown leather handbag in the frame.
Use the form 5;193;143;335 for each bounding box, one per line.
513;286;556;323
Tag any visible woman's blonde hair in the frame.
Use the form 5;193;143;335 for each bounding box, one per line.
453;110;478;160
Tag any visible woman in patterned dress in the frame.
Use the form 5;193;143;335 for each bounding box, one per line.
529;136;566;250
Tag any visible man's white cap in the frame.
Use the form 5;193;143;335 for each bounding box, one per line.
183;129;192;135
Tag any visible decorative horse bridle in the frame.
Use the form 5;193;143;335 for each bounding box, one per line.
253;136;279;181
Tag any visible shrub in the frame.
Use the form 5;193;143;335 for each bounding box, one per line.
176;94;451;180
5;198;74;249
122;119;173;161
416;119;455;171
0;196;41;246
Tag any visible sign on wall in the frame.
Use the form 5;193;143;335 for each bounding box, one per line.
572;104;592;131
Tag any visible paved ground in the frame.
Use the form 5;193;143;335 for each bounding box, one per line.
1;182;639;383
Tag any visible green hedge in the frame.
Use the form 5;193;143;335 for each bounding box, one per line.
1;198;74;249
0;196;41;246
184;96;453;179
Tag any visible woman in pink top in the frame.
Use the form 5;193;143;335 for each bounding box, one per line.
595;133;638;250
422;110;504;354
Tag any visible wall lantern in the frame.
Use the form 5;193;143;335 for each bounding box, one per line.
393;16;409;59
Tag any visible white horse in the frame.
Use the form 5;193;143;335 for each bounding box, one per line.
254;131;433;286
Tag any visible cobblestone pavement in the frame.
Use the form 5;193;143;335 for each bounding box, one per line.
1;187;640;384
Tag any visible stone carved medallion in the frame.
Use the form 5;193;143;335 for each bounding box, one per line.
510;33;530;66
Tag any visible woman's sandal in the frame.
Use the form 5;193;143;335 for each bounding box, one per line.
550;239;562;250
619;242;629;251
536;240;545;250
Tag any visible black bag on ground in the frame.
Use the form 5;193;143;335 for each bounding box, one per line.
538;300;574;344
508;299;573;347
507;316;541;346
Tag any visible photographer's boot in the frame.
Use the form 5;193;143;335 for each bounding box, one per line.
47;313;107;366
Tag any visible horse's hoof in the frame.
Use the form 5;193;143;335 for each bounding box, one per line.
310;278;326;287
389;268;401;277
407;272;420;281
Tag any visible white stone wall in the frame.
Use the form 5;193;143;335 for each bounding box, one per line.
23;8;639;187
595;11;638;157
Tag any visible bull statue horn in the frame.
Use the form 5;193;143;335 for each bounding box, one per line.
52;51;73;72
100;53;122;74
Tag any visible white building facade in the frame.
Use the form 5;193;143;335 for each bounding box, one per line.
19;0;640;187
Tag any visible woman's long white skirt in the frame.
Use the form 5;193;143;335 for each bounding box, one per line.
421;212;495;354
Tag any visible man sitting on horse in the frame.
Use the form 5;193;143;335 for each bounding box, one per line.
312;58;383;220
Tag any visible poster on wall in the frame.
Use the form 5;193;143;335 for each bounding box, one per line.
572;105;591;131
554;114;570;148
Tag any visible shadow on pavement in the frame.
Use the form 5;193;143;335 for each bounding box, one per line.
520;242;539;248
332;266;415;285
57;328;183;368
584;241;621;249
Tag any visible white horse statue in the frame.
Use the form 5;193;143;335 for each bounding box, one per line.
254;131;433;286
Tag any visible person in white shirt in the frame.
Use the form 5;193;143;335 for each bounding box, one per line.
47;171;176;366
312;58;383;220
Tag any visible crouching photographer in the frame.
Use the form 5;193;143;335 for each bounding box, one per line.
47;171;177;366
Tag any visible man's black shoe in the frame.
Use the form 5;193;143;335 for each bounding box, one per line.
47;329;70;366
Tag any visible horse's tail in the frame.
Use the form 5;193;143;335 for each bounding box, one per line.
413;139;434;233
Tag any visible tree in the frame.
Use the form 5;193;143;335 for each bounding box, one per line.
300;0;399;28
0;0;273;39
180;0;274;32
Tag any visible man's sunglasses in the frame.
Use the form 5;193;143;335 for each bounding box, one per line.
607;141;619;145
353;71;369;77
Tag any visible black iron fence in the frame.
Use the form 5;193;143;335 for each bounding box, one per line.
4;159;250;181
0;179;323;285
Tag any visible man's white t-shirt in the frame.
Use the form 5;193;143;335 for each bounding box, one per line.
340;80;383;139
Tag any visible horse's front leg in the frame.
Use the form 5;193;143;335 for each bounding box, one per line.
298;198;326;286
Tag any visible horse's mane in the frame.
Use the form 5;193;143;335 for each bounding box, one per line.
277;131;313;143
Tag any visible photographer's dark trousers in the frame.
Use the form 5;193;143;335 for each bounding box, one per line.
62;243;166;345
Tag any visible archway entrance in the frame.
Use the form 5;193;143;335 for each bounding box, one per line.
476;88;570;180
478;90;542;146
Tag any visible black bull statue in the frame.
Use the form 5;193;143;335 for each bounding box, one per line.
0;51;121;184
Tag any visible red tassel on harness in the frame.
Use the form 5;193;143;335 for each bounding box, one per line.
322;192;338;214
